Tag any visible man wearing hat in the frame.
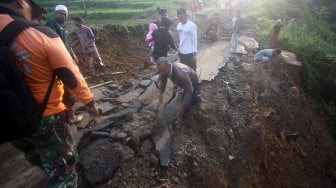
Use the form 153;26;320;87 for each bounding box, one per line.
0;0;100;187
46;4;85;125
31;1;47;23
46;5;78;64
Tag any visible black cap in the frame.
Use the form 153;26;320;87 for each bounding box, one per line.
30;0;47;13
158;8;167;16
29;0;47;19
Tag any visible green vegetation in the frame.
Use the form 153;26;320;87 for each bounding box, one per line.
35;0;184;26
248;0;336;121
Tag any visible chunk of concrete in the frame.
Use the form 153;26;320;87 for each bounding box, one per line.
98;102;116;115
139;79;151;88
91;88;107;101
239;35;259;50
117;91;141;103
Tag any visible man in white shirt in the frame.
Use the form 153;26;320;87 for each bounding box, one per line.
176;8;198;70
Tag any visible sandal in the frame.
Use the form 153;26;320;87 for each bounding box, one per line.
69;114;84;124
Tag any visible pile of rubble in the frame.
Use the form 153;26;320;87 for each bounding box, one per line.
75;74;178;186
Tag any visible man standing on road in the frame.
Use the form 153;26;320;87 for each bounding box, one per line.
176;8;198;71
45;5;78;64
157;57;202;124
72;16;105;73
0;0;100;187
230;10;241;53
45;5;84;124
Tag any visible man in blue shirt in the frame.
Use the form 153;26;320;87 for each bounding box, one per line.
254;48;281;63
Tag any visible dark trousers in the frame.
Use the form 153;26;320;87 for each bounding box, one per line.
181;82;201;121
178;52;196;71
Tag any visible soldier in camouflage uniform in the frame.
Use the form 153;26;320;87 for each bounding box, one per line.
12;112;77;187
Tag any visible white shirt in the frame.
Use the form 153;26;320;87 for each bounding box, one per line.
176;20;197;54
231;17;238;28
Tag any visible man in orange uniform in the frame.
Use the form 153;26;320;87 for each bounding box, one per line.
0;0;99;187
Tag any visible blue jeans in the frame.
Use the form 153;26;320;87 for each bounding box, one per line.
230;34;239;53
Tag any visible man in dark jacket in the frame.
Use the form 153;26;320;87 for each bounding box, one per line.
157;57;202;123
152;15;178;61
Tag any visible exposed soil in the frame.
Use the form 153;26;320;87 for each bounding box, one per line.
72;25;153;86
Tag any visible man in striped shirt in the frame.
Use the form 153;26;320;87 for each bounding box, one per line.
72;16;105;73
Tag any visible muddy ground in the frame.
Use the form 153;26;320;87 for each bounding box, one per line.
1;4;336;188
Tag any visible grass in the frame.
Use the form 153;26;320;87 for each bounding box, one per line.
35;0;183;27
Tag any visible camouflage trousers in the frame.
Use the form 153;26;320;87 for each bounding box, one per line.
12;110;77;188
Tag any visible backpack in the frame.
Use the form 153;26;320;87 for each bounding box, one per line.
0;18;56;143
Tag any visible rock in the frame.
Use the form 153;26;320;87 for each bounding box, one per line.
228;155;235;160
286;132;300;141
79;139;121;186
119;81;133;90
109;108;137;121
110;129;128;140
91;131;110;139
127;136;141;156
239;35;259;50
136;88;145;94
98;102;116;115
107;84;119;90
263;107;276;117
117;91;141;103
132;123;154;140
148;154;159;167
152;125;172;167
129;101;143;110
91;88;107;101
84;120;112;132
139;79;151;88
281;51;303;66
140;140;154;155
114;144;134;163
205;127;230;157
300;150;307;157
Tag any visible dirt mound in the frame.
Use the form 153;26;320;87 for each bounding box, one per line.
184;55;336;187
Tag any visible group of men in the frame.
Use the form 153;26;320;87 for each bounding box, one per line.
229;9;282;63
46;5;105;124
0;0;281;186
150;7;202;124
0;1;202;186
